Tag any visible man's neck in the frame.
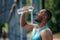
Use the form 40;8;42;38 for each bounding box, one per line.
38;21;47;28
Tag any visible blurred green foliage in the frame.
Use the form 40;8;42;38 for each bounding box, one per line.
45;0;60;34
26;12;31;22
2;22;8;33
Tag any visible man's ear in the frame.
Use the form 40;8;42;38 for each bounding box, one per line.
45;16;47;19
43;16;47;21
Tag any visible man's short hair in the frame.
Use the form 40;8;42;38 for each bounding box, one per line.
46;9;52;21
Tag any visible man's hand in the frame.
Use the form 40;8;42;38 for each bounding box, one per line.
22;6;29;13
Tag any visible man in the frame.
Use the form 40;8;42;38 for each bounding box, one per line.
20;6;53;40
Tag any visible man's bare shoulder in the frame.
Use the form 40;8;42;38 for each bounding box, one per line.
41;28;52;35
45;28;52;34
41;28;53;40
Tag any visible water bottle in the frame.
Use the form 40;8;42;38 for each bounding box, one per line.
17;6;34;14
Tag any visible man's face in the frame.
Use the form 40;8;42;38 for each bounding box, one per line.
35;9;47;23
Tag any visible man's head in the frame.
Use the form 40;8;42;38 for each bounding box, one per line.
35;9;52;23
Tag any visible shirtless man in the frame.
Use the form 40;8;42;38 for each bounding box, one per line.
20;6;53;40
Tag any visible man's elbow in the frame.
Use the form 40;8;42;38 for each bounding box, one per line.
20;22;27;27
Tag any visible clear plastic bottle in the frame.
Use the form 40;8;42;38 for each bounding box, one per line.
17;6;34;14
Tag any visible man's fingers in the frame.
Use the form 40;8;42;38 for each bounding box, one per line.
23;6;29;10
20;6;29;13
22;9;28;13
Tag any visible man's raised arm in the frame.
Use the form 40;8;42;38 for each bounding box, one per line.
20;7;36;31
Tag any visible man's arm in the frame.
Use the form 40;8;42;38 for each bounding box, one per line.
41;29;53;40
20;7;37;31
